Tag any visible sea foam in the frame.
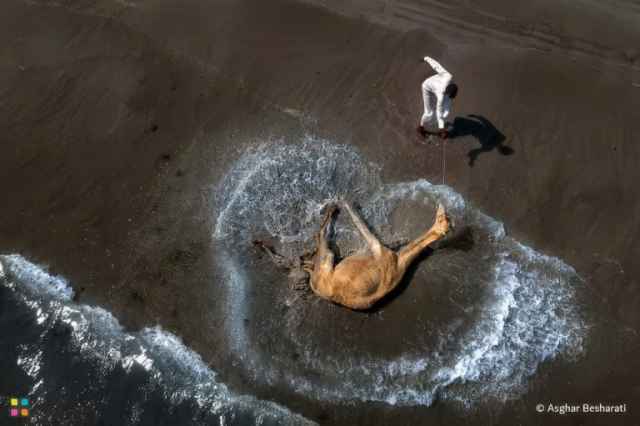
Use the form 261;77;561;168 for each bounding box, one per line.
213;138;586;407
0;254;314;425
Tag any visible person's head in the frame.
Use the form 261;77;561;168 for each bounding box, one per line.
445;83;458;99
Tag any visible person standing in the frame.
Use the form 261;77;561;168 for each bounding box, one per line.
418;56;458;139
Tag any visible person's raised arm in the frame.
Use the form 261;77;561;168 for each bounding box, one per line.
423;56;450;76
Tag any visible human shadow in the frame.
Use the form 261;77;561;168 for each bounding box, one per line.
449;114;514;167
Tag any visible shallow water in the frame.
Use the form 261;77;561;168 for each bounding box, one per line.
0;138;586;423
213;138;586;407
0;255;313;425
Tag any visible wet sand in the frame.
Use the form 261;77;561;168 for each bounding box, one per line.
1;0;639;424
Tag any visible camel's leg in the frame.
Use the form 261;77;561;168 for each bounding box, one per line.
341;202;384;256
253;240;293;269
313;205;336;274
397;204;449;270
308;206;337;297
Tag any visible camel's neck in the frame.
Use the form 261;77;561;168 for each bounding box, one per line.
398;230;441;270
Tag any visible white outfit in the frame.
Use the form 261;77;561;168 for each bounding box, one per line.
420;56;453;130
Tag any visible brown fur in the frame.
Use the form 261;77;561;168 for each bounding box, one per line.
307;201;449;310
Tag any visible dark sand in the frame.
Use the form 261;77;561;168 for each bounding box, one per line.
1;0;639;424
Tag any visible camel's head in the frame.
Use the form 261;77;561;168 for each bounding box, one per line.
433;204;450;237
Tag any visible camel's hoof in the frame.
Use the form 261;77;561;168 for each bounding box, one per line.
322;203;339;218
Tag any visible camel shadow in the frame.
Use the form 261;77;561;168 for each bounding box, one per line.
363;226;475;313
449;114;514;167
361;247;434;313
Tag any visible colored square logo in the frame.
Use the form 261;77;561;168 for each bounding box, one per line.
8;398;30;417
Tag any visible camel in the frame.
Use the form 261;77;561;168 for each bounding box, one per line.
256;201;450;310
306;201;449;309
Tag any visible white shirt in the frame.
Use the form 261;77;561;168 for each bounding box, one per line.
421;56;453;129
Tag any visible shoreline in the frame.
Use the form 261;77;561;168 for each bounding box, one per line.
1;0;639;424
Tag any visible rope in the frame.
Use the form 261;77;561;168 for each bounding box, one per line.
441;139;445;184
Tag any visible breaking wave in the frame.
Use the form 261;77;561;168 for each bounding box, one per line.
0;255;314;425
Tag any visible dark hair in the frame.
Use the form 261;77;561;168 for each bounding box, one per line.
445;83;458;99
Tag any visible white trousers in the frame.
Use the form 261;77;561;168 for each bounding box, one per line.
420;86;450;130
420;90;438;130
